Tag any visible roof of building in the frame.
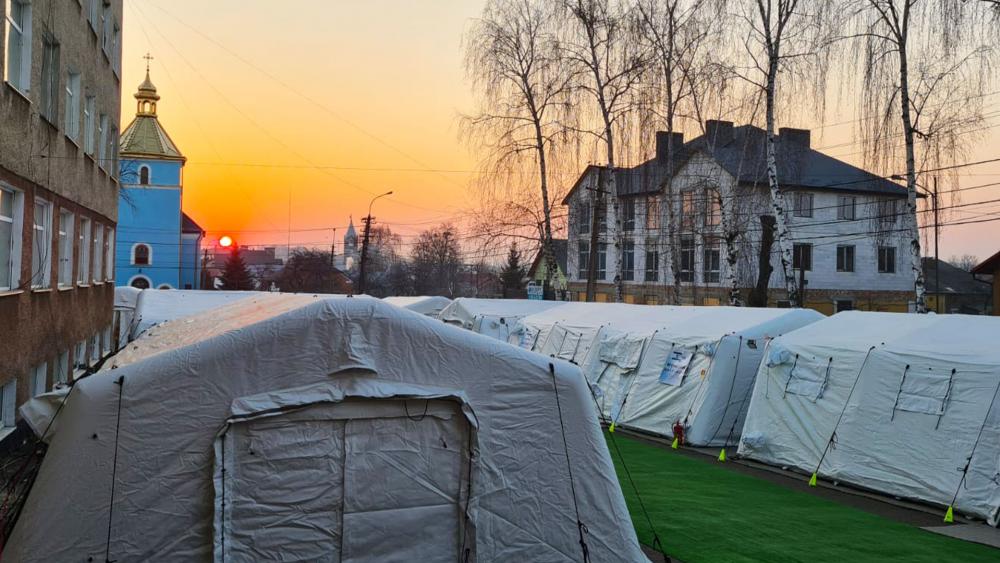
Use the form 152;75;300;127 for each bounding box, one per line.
922;257;992;295
181;213;204;235
120;70;185;161
972;249;1000;275
528;239;568;278
563;123;909;203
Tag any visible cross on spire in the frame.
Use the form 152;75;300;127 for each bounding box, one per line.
143;52;154;72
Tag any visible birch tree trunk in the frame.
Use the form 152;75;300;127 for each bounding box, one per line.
895;8;927;313
764;54;800;306
722;188;742;305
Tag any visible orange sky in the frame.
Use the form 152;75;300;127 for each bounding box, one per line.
121;0;1000;263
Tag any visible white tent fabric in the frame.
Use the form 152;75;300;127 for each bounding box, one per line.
738;311;1000;525
113;286;142;349
438;298;568;341
383;295;453;317
511;303;823;446
127;289;262;340
9;294;647;562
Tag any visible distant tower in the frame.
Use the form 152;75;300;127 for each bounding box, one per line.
343;216;358;270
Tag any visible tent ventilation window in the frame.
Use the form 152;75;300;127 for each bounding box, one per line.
782;356;833;402
542;324;585;362
891;366;956;425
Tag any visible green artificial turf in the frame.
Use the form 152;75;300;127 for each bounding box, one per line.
605;432;999;563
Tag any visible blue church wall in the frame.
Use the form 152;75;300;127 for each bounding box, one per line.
120;158;182;187
180;234;203;289
115;157;185;288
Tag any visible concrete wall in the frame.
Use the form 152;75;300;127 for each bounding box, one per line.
0;0;123;416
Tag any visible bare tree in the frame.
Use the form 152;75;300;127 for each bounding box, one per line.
561;0;647;302
734;0;834;307
848;0;997;313
464;0;572;299
949;254;980;272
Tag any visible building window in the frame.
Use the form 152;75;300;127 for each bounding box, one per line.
793;193;814;218
622;240;634;281
74;339;88;378
705;189;721;227
32;199;53;289
577;241;589;279
83;95;96;155
40;37;59;123
680;191;696;231
577;203;591;236
64;71;81;141
107;123;119;177
102;325;112;355
104;227;114;280
835;299;854;313
101;2;111;55
133;243;151;266
88;0;100;34
130;275;151;289
58;209;74;287
31;362;47;397
836;245;855;273
89;333;100;365
111;21;121;75
55;350;69;385
645;241;659;282
596;243;607;280
877;198;897;225
0;378;15;429
78;217;91;283
703;240;721;283
1;186;24;291
139;166;150;185
878;246;896;273
92;224;103;282
837;196;856;221
3;0;32;94
622;199;635;232
97;114;109;170
679;236;694;282
793;243;812;271
645;195;660;231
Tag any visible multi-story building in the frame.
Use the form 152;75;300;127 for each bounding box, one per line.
0;0;123;433
563;120;916;313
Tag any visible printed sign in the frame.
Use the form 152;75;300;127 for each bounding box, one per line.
526;283;544;300
659;350;693;386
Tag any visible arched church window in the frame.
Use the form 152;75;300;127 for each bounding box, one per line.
133;244;151;265
130;276;150;289
139;166;150;185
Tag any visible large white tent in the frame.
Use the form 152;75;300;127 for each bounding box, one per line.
738;311;1000;525
438;298;568;340
511;303;823;446
9;295;646;562
117;288;262;343
383;295;453;317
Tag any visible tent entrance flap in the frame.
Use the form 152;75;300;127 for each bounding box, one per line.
215;397;472;562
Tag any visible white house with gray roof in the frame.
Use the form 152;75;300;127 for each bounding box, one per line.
563;120;916;314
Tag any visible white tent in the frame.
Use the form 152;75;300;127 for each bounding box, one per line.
511;303;823;446
383;295;453;317
438;298;568;340
9;295;646;562
738;311;1000;525
113;288;266;345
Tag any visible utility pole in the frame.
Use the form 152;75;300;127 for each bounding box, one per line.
200;248;210;290
933;176;940;314
358;191;392;295
585;169;605;302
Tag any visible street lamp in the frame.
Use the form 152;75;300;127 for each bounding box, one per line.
891;174;939;313
357;191;393;295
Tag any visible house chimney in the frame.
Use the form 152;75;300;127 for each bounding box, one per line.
705;120;734;146
779;127;811;148
655;131;684;162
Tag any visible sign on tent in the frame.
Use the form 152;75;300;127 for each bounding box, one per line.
659;349;693;386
